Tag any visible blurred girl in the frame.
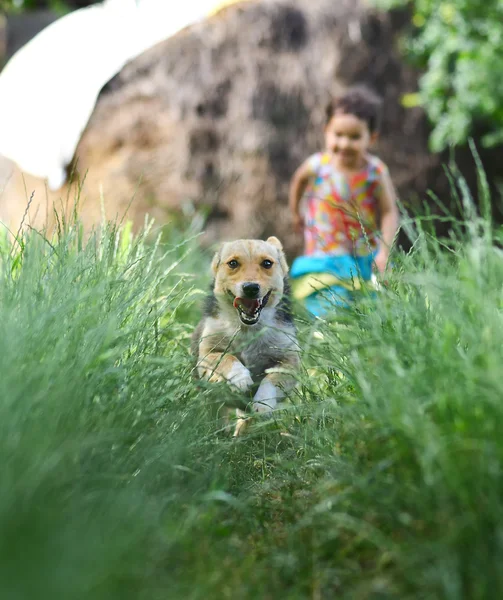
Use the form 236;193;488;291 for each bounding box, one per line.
289;85;399;317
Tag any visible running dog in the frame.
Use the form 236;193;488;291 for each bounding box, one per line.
192;236;299;430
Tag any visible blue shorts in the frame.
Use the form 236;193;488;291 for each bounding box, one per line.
290;253;376;318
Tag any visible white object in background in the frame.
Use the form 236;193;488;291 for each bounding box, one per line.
0;0;244;190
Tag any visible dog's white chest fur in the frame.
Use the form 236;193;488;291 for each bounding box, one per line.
210;309;294;378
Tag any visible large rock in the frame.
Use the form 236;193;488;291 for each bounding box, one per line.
0;0;493;256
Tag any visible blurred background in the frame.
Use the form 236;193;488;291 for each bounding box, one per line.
0;0;502;257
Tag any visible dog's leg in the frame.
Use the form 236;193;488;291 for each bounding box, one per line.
200;352;253;437
252;357;299;414
199;352;253;392
220;407;249;437
232;408;250;437
253;379;282;413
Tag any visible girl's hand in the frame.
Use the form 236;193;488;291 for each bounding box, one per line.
374;249;389;273
292;213;304;234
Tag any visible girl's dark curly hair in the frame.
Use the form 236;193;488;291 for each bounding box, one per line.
326;85;383;133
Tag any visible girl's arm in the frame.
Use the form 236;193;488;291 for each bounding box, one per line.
375;167;400;273
289;161;312;233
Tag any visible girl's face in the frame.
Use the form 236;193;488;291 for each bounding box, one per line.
324;111;376;169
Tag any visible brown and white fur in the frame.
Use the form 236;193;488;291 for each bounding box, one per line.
191;236;300;433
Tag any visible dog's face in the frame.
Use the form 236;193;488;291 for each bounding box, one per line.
211;236;289;326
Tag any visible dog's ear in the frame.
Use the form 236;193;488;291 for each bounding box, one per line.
211;245;222;275
266;236;288;274
266;236;282;250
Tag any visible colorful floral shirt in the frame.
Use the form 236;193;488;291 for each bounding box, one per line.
302;152;387;257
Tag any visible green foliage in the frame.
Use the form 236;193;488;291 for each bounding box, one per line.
0;177;502;598
0;0;96;15
374;0;503;151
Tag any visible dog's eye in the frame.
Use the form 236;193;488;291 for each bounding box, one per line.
227;259;239;269
261;259;274;269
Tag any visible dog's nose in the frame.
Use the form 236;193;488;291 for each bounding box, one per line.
242;282;260;298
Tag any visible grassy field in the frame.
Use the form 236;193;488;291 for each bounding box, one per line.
0;185;502;599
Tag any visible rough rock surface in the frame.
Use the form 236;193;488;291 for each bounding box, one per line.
0;0;495;256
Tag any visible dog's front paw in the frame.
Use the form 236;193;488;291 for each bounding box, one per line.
226;361;254;392
206;371;225;384
253;380;281;413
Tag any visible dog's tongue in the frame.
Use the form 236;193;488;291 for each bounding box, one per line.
233;297;260;312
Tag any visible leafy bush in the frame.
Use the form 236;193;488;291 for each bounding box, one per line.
375;0;503;151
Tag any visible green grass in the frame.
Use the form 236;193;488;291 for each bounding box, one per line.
0;192;502;599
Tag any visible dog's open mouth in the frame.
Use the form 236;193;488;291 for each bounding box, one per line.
232;291;271;325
